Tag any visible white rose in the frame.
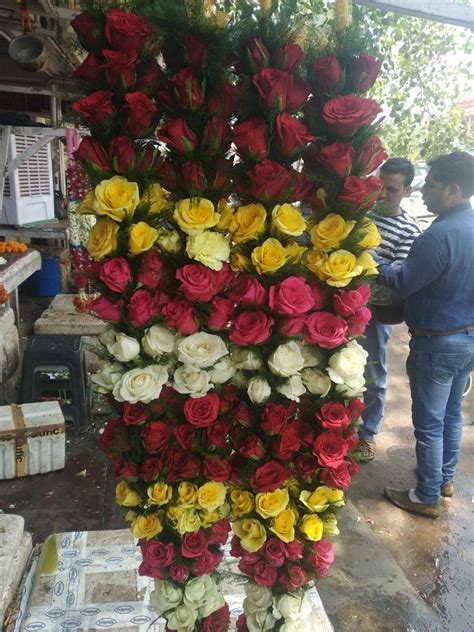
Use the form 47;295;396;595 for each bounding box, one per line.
327;340;367;384
232;348;262;371
274;593;304;621
209;356;235;384
151;580;182;615
247;376;271;404
177;332;228;368
99;326;117;347
336;375;366;397
142;325;176;359
232;370;248;388
157;229;182;254
246;610;277;632
186;231;230;271
268;341;305;377
244;583;273;610
301;368;332;396
91;362;123;393
173;364;212;398
113;365;168;404
184;576;208;605
277;375;306;402
166;603;197;631
296;342;323;368
198;590;225;618
107;333;140;362
279;622;305;632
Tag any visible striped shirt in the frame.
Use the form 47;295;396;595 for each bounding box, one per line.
374;211;422;265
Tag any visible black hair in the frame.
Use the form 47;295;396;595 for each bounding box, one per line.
427;151;474;198
380;157;415;187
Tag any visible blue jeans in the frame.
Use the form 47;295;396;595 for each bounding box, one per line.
359;320;392;440
407;331;474;504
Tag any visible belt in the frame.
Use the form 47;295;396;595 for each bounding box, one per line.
409;325;474;337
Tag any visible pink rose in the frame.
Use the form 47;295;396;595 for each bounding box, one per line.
347;306;372;335
262;538;286;567
304;311;348;348
307;540;335;577
192;550;219;575
279;563;308;591
253;561;278;587
227;275;267;305
139;540;175;579
285;540;304;560
215;262;237;292
127;289;159;327
181;530;208;558
268;276;314;316
229;310;274;346
169;562;189;584
309;281;326;309
137;250;164;289
279;316;305;337
209;519;231;545
348;398;365;419
333;284;371;316
176;264;219;302
90;295;123;322
161;298;198;334
207;297;234;330
98;257;132;293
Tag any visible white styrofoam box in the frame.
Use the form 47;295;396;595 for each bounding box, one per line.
0;402;65;479
1;131;55;226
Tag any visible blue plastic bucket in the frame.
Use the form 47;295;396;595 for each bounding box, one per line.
29;255;61;296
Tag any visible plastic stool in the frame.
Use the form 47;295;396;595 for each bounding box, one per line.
20;335;91;433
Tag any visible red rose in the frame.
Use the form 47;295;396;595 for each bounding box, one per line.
181;161;207;196
294;454;318;482
279;563;308;591
313;432;349;468
108;136;137;175
309;281;326;310
172;68;204;110
274;43;304;72
176;263;218;302
207;297;234;331
210;519;231;545
161;298;198;334
275;113;315;156
166;449;199;482
169;562;189;584
127;289;158;327
295;420;315;448
140;457;164;481
228;276;267;305
238;435;265;460
286;539;304;560
261;403;289;435
141;421;170;453
122;92;157;138
308;539;335;577
304;311;348;348
253;561;278;587
71;90;114;126
246;37;270;73
205;418;231;449
71;11;105;51
139;540;175;579
200;117;230;157
138;145;159;171
174;425;198;451
73;52;102;83
354;136;387;176
348;397;365;419
123;401;147;425
337;175;382;212
319;460;353;487
323;94;382;137
181;530;208;558
155;83;177;110
274;425;301;461
287;77;311;112
253;68;293;112
311;55;344;93
98;257;132;293
333;284;371;316
207;83;239;119
347;306;372;335
234;402;253;428
250;461;289;492
279;317;305;337
158;118;197;154
236;614;248;632
208;158;232;194
201;604;230;632
349;53;382;93
90;295;123;322
105;8;152;53
268;276;314;316
134;59;164;96
229;310;274;346
203;457;231;482
232;118;268;160
74;137;110;174
137;250;164;289
183;33;211;68
317;141;356;177
346;430;358;451
156;160;181;190
102;49;137;90
99;418;130;453
316;402;352;431
192;550;219;576
246;159;293;203
262;538;286;567
183;393;220;428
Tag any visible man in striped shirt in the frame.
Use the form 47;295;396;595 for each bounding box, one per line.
358;158;421;462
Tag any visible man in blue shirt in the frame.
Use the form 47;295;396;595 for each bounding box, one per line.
376;151;474;518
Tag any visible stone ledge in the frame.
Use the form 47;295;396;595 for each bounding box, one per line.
0;515;32;623
33;294;106;336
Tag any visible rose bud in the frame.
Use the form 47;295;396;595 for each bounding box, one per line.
233;118;268;160
74;137;110;175
207;83;240;119
122;92;157;139
348;53;382;93
102;49;137;90
311;55;344;94
274;43;304;72
246;37;270;73
317;141;356;178
156;160;181;191
157;118;197;154
71;11;105;51
252;68;293;112
109;136;137;175
105;8;153;54
200;117;230;157
181;161;208;196
71;90;114;127
183;33;211;68
171;68;204;110
275;112;315;156
134;59;164;96
354;136;387;176
73;52;102;83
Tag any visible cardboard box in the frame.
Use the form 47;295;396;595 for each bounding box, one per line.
0;402;65;479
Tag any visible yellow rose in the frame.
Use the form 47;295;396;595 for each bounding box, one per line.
255;488;289;519
299;487;331;513
357;251;378;276
270;509;296;543
197;481;227;513
178;482;198;508
323;249;364;287
299;514;324;541
156;229;182;254
88;217;119;260
271;204;306;236
322;512;339;535
201;511;221;528
357;219;381;249
285;240;307;264
251;238;287;275
186;231;230;271
167;504;183;526
230;203;267;243
116;481;142;507
216;199;234;231
327;488;345;507
94;176;140;222
128;222;159;256
174;198;220;235
124;510;137;522
177;509;202;534
310;214;355;251
305;249;329;280
231;490;255;517
230;250;253;273
144;183;169;214
233;519;267;552
131;513;163;540
77;191;96;214
147;481;172;506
